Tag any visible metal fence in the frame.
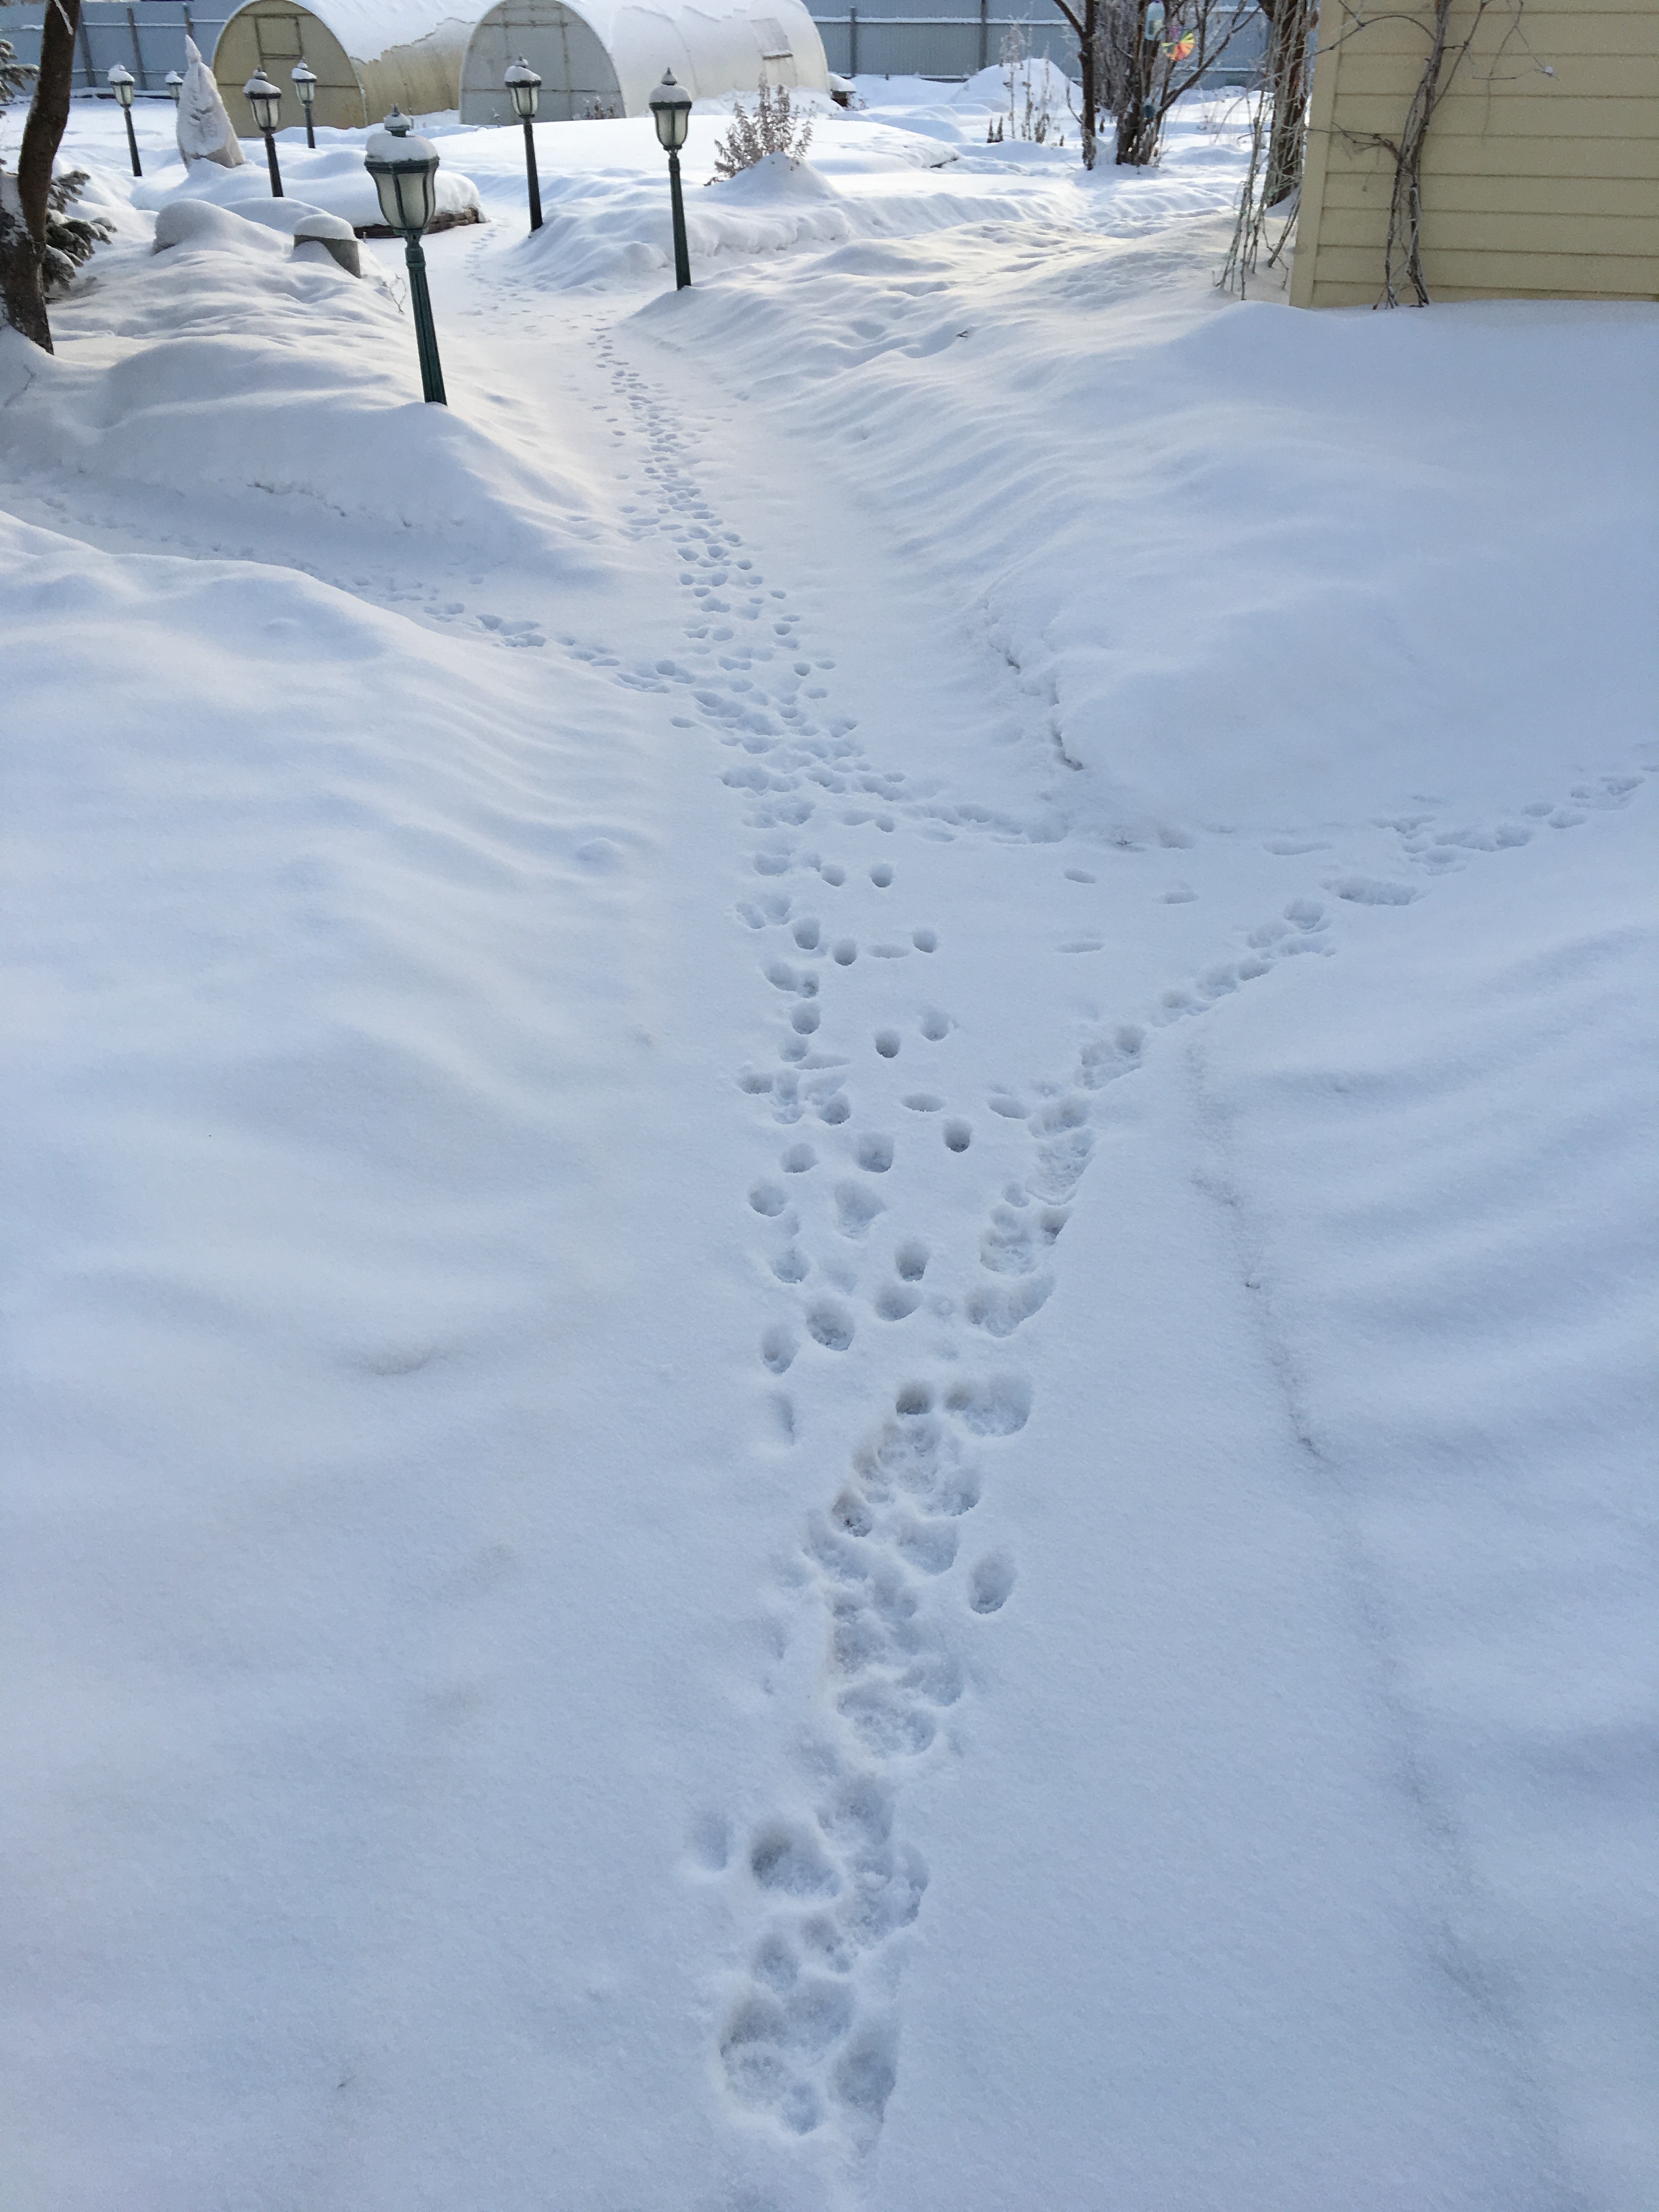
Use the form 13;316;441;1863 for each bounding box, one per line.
811;4;1266;84
816;11;1074;80
0;3;229;95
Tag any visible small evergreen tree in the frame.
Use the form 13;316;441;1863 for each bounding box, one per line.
709;81;814;181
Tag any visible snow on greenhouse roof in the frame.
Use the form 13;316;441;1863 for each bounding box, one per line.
278;0;474;63
462;0;826;118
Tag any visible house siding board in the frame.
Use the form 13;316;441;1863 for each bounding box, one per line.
1328;9;1659;57
1317;205;1659;258
1327;170;1659;216
1290;0;1659;306
1336;57;1659;99
1310;242;1659;295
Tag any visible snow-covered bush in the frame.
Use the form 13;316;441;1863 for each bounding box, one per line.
0;35;33;110
41;169;116;294
988;26;1060;144
708;81;813;182
176;35;245;170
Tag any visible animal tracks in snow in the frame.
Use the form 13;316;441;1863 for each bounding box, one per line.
716;1371;1021;2141
583;331;1065;2152
576;324;1652;2163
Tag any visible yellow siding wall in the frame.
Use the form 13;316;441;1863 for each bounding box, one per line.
1291;0;1659;306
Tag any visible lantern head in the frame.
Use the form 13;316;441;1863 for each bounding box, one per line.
243;69;283;132
364;109;442;238
648;70;691;153
505;57;541;120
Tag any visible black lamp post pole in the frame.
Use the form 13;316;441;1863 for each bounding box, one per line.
648;72;693;289
262;126;284;194
667;146;690;289
522;115;543;229
404;235;446;404
365;112;447;406
293;62;318;145
111;72;143;174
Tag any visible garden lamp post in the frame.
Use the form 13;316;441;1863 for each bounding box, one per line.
165;69;183;103
364;110;447;404
108;65;141;177
504;57;543;232
291;60;318;148
647;69;692;290
244;69;285;194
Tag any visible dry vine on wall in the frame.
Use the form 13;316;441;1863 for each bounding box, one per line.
1330;0;1534;305
1220;0;1318;294
1226;0;1538;306
1355;0;1492;303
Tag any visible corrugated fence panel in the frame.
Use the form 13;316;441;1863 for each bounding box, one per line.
0;2;231;91
810;5;1263;82
812;13;1075;77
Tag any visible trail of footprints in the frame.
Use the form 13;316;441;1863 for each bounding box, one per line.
569;333;1085;2147
573;331;1654;2154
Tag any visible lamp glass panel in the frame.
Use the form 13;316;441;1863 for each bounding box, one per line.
651;86;690;151
377;165;435;234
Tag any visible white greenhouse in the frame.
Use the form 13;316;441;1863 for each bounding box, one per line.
212;1;473;134
457;0;827;125
210;0;826;135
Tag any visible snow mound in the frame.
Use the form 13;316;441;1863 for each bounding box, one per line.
648;245;1659;834
0;231;605;577
133;144;482;235
708;151;839;202
231;200;356;242
953;56;1076;110
521;157;850;287
151;199;290;256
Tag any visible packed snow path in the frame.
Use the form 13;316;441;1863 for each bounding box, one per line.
4;92;1656;2212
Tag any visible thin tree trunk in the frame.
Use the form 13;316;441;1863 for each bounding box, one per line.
1079;0;1099;169
1115;0;1154;165
2;0;81;349
1054;0;1098;170
1260;0;1313;203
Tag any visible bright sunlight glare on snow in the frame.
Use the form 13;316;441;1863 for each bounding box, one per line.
2;41;1655;2212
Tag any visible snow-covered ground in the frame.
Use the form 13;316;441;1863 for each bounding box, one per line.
3;77;1655;2212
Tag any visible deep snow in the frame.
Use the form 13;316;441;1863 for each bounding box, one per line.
3;78;1655;2212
